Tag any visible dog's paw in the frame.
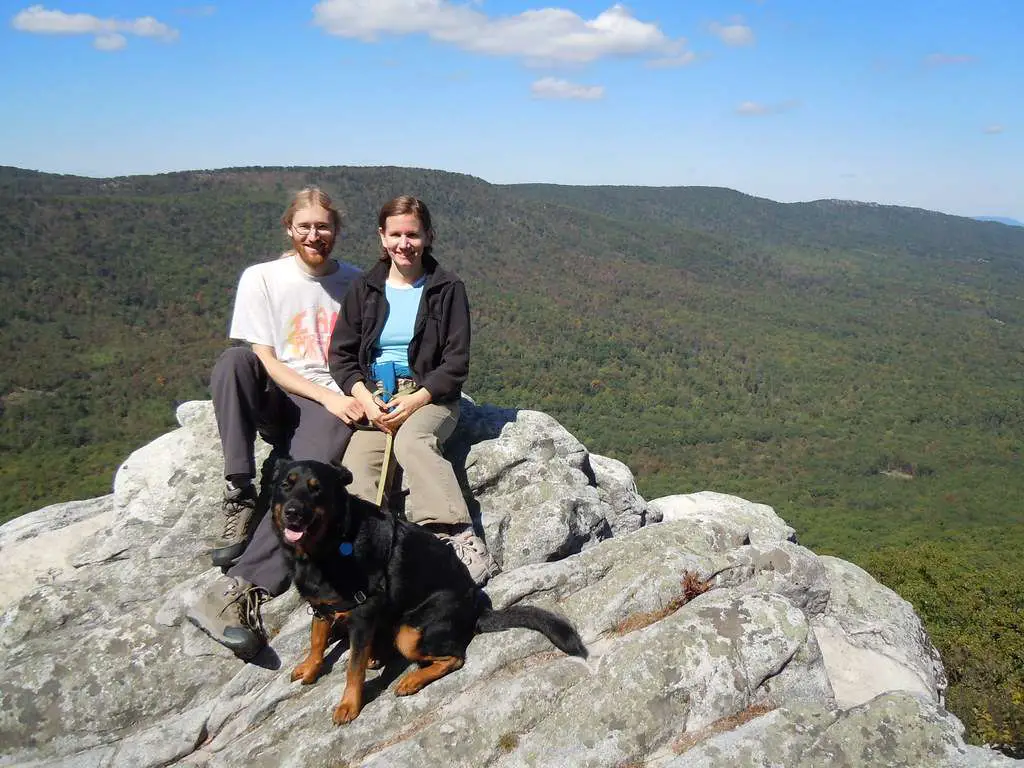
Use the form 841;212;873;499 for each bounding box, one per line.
394;672;426;697
290;660;323;685
332;697;361;725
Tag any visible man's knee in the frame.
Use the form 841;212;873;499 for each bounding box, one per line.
212;346;260;383
287;405;354;464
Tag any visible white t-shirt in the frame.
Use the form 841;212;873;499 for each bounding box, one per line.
228;254;361;392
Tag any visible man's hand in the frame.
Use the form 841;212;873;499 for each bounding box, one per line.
323;392;365;425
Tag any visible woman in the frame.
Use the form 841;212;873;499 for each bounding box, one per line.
329;195;498;585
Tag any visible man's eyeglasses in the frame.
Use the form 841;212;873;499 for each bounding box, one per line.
292;223;333;236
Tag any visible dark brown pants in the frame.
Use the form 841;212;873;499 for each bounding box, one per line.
210;346;353;595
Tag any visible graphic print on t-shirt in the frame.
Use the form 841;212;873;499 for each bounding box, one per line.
283;306;338;363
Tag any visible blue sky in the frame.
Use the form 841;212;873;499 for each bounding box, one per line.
2;1;1021;220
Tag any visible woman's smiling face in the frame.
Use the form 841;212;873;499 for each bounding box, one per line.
379;212;431;272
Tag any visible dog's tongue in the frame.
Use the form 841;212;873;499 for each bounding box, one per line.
284;528;304;543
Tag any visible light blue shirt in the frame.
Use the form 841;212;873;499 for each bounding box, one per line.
374;278;425;375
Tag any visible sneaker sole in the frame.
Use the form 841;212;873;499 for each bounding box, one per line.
185;614;264;661
209;541;247;567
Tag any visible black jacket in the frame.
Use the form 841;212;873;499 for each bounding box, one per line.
329;256;470;403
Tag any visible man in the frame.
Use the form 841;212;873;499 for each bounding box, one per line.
186;188;363;659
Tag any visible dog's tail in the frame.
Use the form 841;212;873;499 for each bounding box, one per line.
477;605;588;658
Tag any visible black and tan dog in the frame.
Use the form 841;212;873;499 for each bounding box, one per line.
271;459;587;725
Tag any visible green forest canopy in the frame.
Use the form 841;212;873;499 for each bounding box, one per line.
1;165;1022;753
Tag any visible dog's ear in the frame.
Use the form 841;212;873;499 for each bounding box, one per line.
272;457;295;487
329;460;354;489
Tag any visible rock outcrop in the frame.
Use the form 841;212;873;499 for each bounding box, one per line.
0;401;1015;767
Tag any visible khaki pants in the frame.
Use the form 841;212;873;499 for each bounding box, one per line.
344;400;470;526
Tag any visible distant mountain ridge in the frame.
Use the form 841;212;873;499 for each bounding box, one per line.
975;215;1024;227
504;183;1024;267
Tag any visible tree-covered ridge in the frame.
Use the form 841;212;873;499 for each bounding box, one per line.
505;182;1024;273
1;165;1021;753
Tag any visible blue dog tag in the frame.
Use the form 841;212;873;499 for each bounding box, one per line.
339;541;354;556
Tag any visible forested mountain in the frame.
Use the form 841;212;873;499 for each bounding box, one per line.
976;216;1024;227
507;182;1024;267
1;165;1021;752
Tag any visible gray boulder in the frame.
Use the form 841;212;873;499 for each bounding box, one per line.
649;491;797;546
662;692;1012;768
0;495;114;609
0;401;1014;767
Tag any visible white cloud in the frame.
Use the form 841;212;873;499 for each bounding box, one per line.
736;99;798;116
736;101;769;115
709;21;755;47
924;53;976;66
983;124;1005;134
93;33;126;51
531;76;604;100
647;51;698;68
177;5;216;16
312;1;688;65
11;5;179;49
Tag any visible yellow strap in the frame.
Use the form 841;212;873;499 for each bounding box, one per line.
375;431;395;508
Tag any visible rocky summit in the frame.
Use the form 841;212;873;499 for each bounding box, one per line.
0;401;1016;768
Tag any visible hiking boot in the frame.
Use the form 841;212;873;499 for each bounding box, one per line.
186;575;268;660
440;526;500;586
209;480;260;567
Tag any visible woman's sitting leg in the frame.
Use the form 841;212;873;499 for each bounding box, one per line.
393;401;467;526
343;428;389;504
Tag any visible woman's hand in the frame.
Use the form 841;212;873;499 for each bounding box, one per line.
350;383;386;431
377;389;431;433
323;392;365;425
